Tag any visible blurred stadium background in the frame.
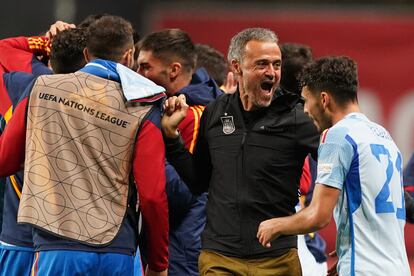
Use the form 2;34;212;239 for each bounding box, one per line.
1;0;414;272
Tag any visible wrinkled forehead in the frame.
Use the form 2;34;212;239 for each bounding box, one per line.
243;40;281;61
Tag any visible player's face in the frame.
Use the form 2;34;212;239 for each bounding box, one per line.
302;86;330;133
236;40;281;111
137;50;171;94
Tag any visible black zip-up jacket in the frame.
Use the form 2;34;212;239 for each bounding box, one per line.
166;89;319;259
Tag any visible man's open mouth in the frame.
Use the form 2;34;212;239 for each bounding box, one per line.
260;81;274;93
260;81;273;93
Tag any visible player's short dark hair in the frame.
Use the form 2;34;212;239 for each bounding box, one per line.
50;28;87;74
139;29;196;74
195;43;227;87
77;13;108;28
280;43;312;95
300;56;359;105
86;15;134;62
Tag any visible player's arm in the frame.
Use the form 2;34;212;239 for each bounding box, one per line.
0;20;75;74
0;36;50;73
132;107;168;273
162;95;211;195
0;96;28;176
177;105;204;153
257;183;340;247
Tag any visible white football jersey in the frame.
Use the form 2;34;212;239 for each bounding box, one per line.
316;113;410;276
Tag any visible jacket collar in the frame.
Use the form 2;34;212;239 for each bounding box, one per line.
177;67;222;106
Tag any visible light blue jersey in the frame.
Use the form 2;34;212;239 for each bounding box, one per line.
316;113;410;276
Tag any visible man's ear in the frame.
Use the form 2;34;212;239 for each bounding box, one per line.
168;62;182;80
120;48;134;68
83;48;91;62
230;59;242;76
321;91;330;110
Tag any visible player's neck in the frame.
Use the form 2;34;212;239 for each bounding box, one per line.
331;102;360;125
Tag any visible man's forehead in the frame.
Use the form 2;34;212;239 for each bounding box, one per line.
138;49;172;66
244;40;280;57
245;39;279;49
137;49;153;61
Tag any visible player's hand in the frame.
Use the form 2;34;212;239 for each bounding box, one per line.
46;21;76;40
161;94;188;138
256;218;282;248
145;268;167;276
327;250;338;276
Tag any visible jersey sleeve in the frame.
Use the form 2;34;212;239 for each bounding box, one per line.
0;97;29;176
165;103;212;195
0;36;51;117
0;76;36;176
132;107;168;271
177;105;204;153
0;36;50;73
316;127;354;190
1;72;39;117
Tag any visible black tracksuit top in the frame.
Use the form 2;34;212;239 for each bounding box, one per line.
166;89;319;259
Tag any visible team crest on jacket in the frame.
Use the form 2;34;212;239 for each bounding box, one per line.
221;115;235;134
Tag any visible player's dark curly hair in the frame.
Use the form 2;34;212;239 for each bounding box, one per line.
300;56;358;106
50;28;86;74
138;29;196;74
86;15;134;62
280;43;312;95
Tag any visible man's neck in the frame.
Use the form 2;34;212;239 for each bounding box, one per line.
331;102;360;125
169;75;192;95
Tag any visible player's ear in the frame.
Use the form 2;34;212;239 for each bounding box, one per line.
321;91;330;109
120;47;134;68
231;59;242;76
168;62;182;80
83;48;91;62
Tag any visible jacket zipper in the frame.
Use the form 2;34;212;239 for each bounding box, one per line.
241;128;254;256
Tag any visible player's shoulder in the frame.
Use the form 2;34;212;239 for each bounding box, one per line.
320;124;350;145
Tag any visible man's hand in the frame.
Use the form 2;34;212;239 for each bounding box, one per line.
46;21;76;40
256;218;283;248
145;268;167;276
161;94;188;138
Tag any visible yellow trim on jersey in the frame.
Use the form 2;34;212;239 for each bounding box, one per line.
188;105;205;154
189;107;200;154
10;175;21;198
4;106;12;123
